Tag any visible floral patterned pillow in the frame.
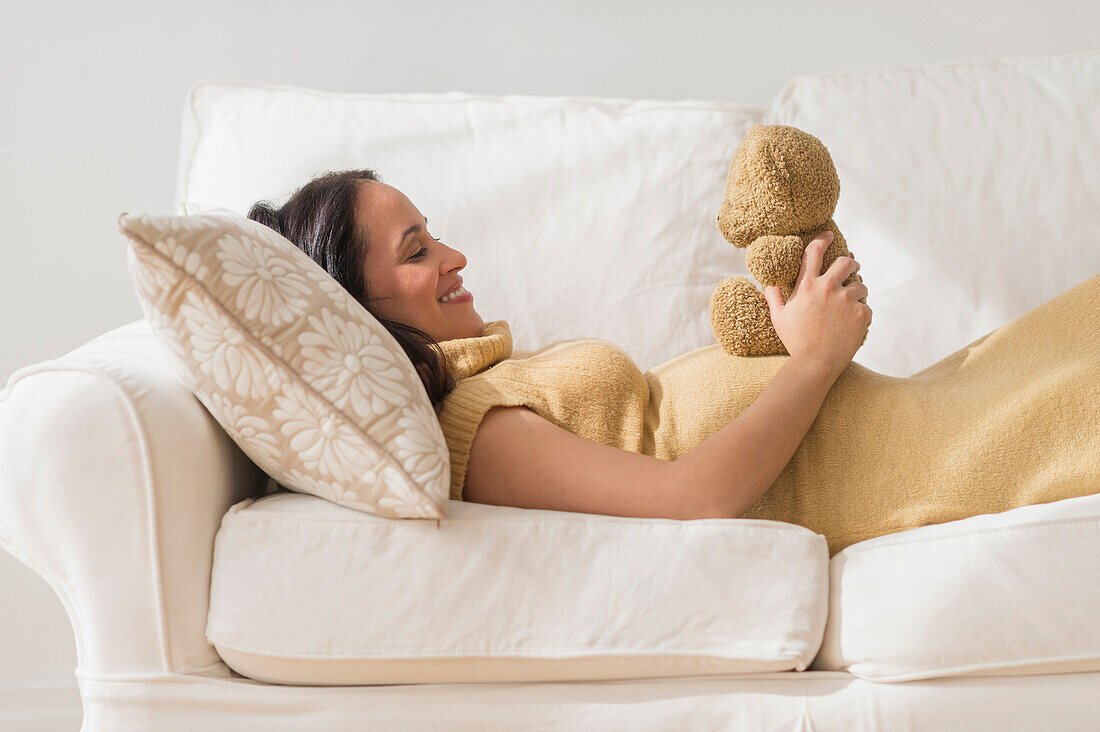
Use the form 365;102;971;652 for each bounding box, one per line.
119;209;449;519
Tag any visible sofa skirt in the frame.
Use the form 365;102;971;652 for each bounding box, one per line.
76;668;1100;731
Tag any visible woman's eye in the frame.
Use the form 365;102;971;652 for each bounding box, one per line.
410;236;441;260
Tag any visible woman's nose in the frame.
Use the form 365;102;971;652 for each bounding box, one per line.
446;247;466;270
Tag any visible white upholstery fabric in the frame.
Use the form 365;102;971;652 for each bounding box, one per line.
768;49;1100;377
176;83;768;372
74;669;1100;731
0;320;259;678
812;492;1100;681
206;492;829;684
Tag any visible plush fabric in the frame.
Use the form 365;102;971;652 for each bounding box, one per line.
437;273;1100;556
709;124;866;357
119;209;450;519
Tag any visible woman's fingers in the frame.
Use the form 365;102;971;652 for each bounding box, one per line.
800;230;833;285
825;253;859;286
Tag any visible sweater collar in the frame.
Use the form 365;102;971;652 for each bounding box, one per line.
438;320;513;382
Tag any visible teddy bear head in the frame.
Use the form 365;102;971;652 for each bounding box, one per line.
716;124;840;248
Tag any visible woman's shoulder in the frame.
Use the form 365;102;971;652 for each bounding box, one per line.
486;337;648;408
510;335;639;371
439;320;645;399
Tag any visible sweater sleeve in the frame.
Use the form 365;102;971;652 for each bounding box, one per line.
435;376;537;502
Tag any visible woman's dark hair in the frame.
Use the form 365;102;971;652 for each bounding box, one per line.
246;169;455;408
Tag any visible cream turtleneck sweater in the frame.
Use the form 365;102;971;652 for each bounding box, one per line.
434;274;1100;557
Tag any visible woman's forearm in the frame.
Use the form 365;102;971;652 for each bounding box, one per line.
672;355;841;518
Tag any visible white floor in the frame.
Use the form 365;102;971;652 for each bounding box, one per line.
0;680;81;731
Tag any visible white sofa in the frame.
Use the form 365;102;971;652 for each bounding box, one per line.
3;50;1100;729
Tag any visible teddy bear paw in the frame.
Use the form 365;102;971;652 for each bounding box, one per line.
709;276;789;357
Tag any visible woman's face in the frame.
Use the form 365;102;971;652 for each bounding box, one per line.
357;180;484;342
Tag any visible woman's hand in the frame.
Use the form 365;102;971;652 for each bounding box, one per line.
762;230;872;378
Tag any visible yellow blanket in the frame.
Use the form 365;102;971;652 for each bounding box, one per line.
436;273;1100;556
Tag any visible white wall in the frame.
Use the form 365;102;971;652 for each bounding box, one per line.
1;0;1097;726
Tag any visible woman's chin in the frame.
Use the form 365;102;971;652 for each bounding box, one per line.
464;311;486;338
439;311;485;341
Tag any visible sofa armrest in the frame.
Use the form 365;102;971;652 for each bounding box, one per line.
0;320;263;680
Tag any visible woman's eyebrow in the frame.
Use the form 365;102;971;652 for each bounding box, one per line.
397;215;429;250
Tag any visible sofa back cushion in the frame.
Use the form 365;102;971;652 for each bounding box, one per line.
768;49;1100;376
177;83;766;372
178;53;1100;377
120;209;450;518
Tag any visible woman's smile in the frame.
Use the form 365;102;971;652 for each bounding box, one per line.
439;285;472;304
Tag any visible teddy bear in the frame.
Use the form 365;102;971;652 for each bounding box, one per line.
708;124;868;357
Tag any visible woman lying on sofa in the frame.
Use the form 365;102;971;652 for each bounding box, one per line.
248;169;1100;557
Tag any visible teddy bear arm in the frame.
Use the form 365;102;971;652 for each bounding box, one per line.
745;235;806;291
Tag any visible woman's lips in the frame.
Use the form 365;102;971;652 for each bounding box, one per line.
439;286;472;304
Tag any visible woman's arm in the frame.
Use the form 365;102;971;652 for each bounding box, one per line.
464;353;839;520
464;406;699;519
669;354;840;518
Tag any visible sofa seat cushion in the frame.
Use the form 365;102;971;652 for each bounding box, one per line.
206;492;829;685
812;493;1100;681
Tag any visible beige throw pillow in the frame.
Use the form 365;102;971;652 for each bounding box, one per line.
119;209;449;519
